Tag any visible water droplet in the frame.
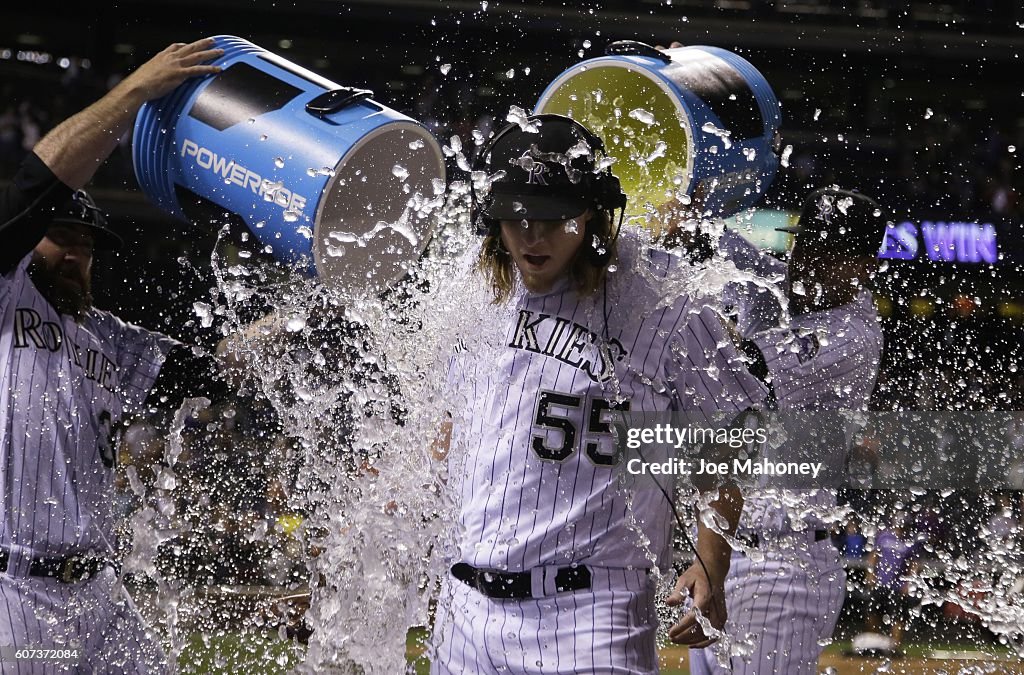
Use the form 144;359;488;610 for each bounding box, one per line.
274;157;285;168
506;105;540;132
286;316;306;332
193;302;214;328
924;108;933;119
701;122;732;148
259;134;268;141
506;68;515;79
628;108;656;125
583;39;592;49
392;164;410;180
780;145;794;168
409;138;426;150
284;210;301;223
813;108;822;121
440;63;452;75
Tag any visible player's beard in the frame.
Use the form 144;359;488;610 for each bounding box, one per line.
27;256;93;323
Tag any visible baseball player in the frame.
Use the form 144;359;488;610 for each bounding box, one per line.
0;39;227;673
689;187;887;674
429;114;767;674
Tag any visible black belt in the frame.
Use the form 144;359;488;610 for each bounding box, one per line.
0;547;114;583
736;529;831;549
451;562;592;599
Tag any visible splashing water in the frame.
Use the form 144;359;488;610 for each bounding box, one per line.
701;122;732;150
628;108;657;126
506;105;541;132
121;98;1024;674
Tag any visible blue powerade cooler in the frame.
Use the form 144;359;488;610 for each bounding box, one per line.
133;35;446;293
535;40;781;219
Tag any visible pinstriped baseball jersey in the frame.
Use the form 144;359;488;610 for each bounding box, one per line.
750;290;881;408
447;230;766;573
0;253;179;557
691;291;882;675
740;290;882;531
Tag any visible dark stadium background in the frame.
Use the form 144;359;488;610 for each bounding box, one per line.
2;0;1022;664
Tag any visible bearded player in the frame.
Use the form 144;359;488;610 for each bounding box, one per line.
429;114;767;674
0;39;230;673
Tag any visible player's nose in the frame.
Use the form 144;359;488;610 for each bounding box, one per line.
520;223;544;245
63;245;92;266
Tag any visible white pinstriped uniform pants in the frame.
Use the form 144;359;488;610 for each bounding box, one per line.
689;537;845;675
431;566;658;675
0;567;167;674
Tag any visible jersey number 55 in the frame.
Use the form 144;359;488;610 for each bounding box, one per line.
532;390;630;466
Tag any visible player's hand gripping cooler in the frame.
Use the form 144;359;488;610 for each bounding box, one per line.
535;40;781;219
132;35;446;293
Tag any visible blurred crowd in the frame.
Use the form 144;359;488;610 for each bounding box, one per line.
116;399;309;588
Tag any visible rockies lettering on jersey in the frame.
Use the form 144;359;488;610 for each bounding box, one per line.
508;310;626;383
14;307;121;393
0;254;179;557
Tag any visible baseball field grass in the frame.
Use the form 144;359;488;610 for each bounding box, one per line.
174;628;1020;674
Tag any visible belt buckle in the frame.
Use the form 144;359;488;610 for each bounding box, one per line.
59;556;87;583
472;567;491;593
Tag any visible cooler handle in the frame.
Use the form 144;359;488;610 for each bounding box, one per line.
605;40;672;63
305;87;374;117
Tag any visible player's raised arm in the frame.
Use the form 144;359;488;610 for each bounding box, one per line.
0;39;223;273
662;302;769;646
32;38;223;190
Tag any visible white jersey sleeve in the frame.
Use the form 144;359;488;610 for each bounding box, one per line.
665;302;768;416
718;228;787;339
750;291;882;408
89;311;182;416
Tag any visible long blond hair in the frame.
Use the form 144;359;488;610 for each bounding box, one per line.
476;210;616;305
